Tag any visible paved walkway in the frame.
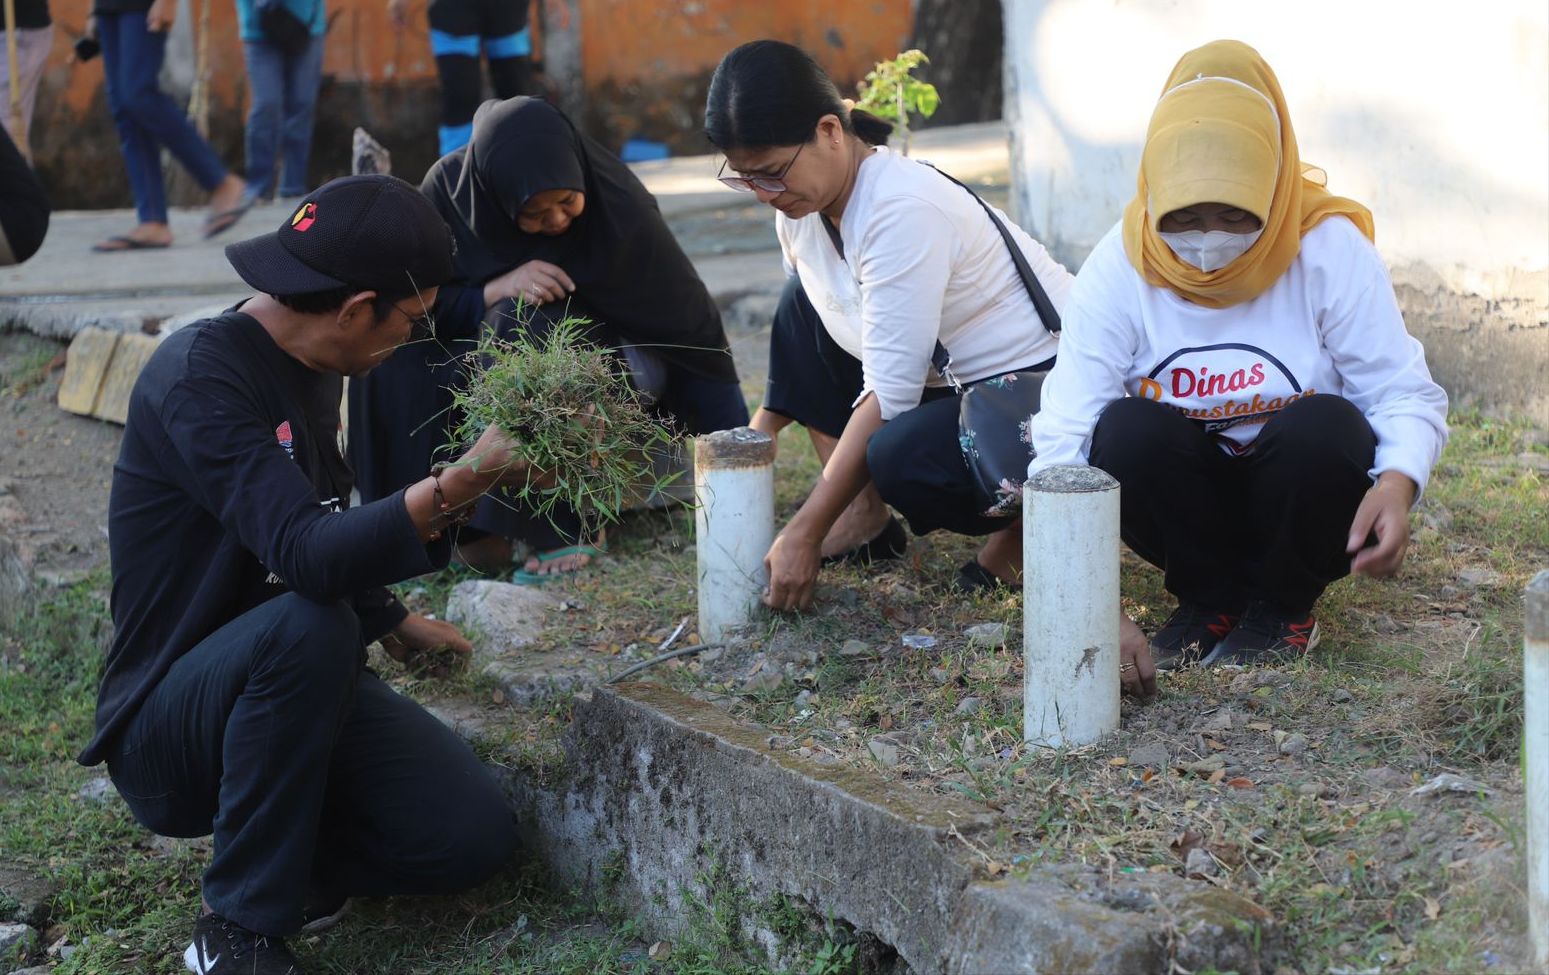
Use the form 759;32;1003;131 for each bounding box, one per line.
0;122;1010;339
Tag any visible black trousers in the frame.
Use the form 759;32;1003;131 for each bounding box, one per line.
1088;394;1377;615
106;594;517;936
763;276;1018;537
428;0;532;144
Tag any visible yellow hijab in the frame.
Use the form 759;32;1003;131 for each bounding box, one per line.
1121;40;1375;308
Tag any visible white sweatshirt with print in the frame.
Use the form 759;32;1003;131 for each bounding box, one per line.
1028;216;1449;496
776;147;1070;421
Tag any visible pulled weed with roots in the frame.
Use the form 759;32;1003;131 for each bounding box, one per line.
448;314;677;527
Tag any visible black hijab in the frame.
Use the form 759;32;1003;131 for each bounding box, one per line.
421;97;738;382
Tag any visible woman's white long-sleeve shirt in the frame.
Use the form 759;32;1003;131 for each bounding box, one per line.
776;147;1071;421
1028;216;1448;496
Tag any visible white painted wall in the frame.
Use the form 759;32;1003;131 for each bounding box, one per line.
1003;0;1549;292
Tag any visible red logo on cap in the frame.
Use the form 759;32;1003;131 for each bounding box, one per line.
290;203;317;232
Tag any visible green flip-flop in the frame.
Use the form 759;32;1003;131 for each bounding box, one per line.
511;544;607;586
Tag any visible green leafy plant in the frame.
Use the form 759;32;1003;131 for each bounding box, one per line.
854;49;940;156
448;314;676;527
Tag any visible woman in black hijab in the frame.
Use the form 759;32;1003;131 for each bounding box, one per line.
348;97;747;579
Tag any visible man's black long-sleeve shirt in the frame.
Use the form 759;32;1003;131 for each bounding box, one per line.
80;310;449;766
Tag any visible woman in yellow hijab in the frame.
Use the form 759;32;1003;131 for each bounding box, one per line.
1030;40;1448;690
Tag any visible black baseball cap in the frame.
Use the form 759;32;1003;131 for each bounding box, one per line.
225;174;455;296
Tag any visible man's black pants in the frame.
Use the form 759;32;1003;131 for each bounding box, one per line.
106;594;517;936
1088;394;1376;615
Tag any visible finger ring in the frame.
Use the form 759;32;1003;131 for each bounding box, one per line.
1119;662;1135;672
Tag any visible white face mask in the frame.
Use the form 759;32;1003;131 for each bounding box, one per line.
1158;228;1265;272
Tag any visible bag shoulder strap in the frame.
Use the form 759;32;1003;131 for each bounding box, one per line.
924;163;1061;336
922;162;1061;392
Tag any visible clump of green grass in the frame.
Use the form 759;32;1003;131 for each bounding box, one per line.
449;316;676;526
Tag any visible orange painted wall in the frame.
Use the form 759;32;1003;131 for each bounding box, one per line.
577;0;913;88
28;0;914;204
40;0;909;114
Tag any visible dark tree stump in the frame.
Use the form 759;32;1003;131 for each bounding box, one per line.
908;0;1004;127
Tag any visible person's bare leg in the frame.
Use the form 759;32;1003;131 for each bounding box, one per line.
807;428;892;558
748;406;791;455
751;406;893;558
94;221;173;249
974;519;1022;583
208;174;247;215
522;527;607;575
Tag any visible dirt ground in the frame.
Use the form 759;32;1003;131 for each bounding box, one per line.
0;332;124;579
5;313;1546;973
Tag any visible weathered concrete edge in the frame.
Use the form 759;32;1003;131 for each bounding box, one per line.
453;682;1279;973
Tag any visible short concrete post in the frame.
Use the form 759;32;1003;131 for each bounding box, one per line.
1527;570;1549;970
1023;466;1121;748
695;428;776;644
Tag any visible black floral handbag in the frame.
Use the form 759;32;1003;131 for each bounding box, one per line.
924;167;1062;518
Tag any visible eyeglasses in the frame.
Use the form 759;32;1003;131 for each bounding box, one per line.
717;141;805;194
391;301;434;340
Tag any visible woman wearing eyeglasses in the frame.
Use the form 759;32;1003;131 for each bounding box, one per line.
347;97;748;580
705;39;1074;610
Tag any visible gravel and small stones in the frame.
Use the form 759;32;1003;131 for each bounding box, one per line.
1372;614;1403;635
1331;688;1355;703
1457;566;1502;588
901;632;937;650
1202;708;1241;732
1178;755;1225;776
1183;847;1220;879
1360;766;1415;790
741;668;784;693
1276;732;1309;757
837;639;870;657
1127;742;1171;769
953;696;984;717
0;923;39;964
0;866;57;929
76;778;114;803
867;738;902;768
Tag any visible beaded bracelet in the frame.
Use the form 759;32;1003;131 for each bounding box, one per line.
426;464;476;541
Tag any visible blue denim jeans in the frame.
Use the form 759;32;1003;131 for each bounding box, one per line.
97;10;228;225
242;35;325;201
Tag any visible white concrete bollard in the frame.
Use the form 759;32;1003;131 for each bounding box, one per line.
1023;465;1121;748
1526;570;1549;970
694;428;776;644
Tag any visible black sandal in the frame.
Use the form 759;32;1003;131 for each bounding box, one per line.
821;515;909;567
952;559;1012;594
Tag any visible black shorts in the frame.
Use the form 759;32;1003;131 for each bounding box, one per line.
427;0;527;40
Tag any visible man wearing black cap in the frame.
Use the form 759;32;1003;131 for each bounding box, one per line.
79;175;531;975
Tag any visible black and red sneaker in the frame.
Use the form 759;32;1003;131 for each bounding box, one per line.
1202;602;1320;667
1149;602;1242;671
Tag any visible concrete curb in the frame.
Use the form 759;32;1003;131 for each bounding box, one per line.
468;682;1279;974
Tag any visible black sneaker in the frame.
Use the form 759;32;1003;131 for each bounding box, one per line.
184;912;304;974
1150;601;1241;671
1201;602;1320;667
